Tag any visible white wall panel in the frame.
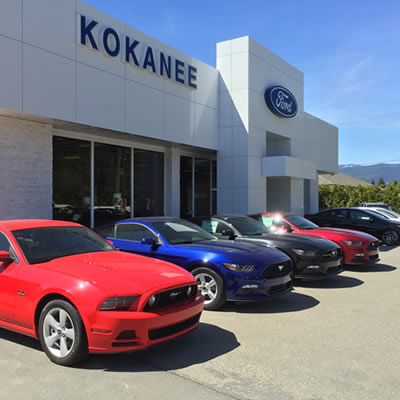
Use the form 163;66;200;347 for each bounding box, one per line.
231;52;248;91
125;80;163;140
77;63;124;131
163;93;194;145
0;0;22;40
23;45;75;121
0;36;22;111
194;104;218;149
194;60;218;110
23;0;76;59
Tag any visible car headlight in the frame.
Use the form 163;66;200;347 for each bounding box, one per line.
222;263;257;272
99;296;137;311
292;249;318;256
342;240;363;246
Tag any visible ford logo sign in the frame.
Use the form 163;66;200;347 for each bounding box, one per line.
264;86;298;118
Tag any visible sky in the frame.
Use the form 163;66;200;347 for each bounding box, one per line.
85;0;400;166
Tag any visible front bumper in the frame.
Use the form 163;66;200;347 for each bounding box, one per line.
87;296;204;353
343;242;380;265
223;272;293;301
295;256;343;280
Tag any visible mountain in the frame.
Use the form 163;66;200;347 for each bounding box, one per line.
339;163;400;184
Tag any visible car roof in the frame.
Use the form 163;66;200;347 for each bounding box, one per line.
0;219;81;231
114;217;182;224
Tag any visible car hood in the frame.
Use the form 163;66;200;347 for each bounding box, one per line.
240;233;339;250
176;240;289;264
297;227;378;242
37;251;194;294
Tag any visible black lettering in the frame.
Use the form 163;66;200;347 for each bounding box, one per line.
188;65;197;89
142;46;156;73
125;37;140;66
175;59;185;85
103;28;120;57
160;52;171;79
80;15;98;50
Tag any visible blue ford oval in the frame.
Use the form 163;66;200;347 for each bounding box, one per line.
95;217;293;310
265;85;298;118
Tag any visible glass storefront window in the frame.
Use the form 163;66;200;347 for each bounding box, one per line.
94;143;131;226
212;160;217;215
180;156;193;218
134;149;164;216
53;137;91;226
194;159;211;216
180;156;216;218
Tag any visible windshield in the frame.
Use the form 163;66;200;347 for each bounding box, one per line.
12;226;114;264
151;220;217;244
227;217;269;235
285;215;319;229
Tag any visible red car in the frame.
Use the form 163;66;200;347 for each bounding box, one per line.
250;212;380;265
0;220;203;366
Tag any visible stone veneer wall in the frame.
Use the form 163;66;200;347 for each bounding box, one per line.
0;116;52;220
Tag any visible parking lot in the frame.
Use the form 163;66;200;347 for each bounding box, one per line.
1;246;399;400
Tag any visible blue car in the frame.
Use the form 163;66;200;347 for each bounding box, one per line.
95;217;293;310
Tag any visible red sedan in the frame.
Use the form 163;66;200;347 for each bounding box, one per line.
250;212;380;265
0;220;203;366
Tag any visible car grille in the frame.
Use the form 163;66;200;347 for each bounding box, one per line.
143;284;197;311
367;241;379;250
262;260;292;278
323;248;342;258
148;313;201;341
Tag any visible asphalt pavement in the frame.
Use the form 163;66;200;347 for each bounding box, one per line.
1;245;399;400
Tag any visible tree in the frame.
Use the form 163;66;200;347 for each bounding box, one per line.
318;183;400;212
370;178;375;185
378;177;385;187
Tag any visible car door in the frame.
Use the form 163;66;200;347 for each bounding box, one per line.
111;223;171;262
330;209;352;229
0;232;20;323
348;210;381;236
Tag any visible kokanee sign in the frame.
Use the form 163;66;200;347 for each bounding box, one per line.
264;86;297;118
78;15;197;90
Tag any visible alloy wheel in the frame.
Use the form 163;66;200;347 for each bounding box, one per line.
42;308;76;358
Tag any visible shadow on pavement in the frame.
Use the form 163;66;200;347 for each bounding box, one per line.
379;245;399;252
0;329;41;352
345;263;396;273
78;322;239;372
219;292;319;314
295;274;364;289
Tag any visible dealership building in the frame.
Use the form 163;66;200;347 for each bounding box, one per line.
0;0;338;227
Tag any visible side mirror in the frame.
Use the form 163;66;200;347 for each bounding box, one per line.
221;229;236;239
280;225;293;233
141;237;157;246
0;251;11;262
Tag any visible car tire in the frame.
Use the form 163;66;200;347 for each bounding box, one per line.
38;299;88;366
192;267;226;311
381;230;399;246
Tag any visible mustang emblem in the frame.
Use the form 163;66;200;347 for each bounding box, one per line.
278;265;284;271
169;291;181;299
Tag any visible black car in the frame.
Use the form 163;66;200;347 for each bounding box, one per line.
306;208;400;246
190;215;343;280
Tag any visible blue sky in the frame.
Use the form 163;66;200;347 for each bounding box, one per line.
86;0;400;166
